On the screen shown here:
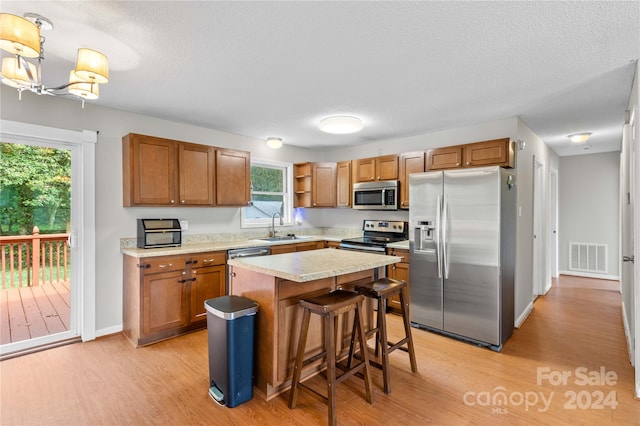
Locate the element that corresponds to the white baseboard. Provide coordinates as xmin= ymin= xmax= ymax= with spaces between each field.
xmin=515 ymin=301 xmax=534 ymax=328
xmin=559 ymin=270 xmax=620 ymax=281
xmin=95 ymin=324 xmax=123 ymax=338
xmin=621 ymin=301 xmax=635 ymax=366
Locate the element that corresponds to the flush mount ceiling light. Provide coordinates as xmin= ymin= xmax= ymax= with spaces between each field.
xmin=266 ymin=137 xmax=283 ymax=149
xmin=318 ymin=115 xmax=364 ymax=134
xmin=568 ymin=132 xmax=592 ymax=143
xmin=0 ymin=12 xmax=109 ymax=106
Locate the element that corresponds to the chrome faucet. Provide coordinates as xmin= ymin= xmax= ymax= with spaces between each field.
xmin=271 ymin=212 xmax=283 ymax=237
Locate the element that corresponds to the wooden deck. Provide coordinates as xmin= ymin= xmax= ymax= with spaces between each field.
xmin=0 ymin=282 xmax=70 ymax=345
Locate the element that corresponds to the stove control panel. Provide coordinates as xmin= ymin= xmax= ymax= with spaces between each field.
xmin=362 ymin=220 xmax=407 ymax=234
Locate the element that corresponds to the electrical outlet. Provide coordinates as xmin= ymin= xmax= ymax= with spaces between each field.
xmin=179 ymin=219 xmax=188 ymax=231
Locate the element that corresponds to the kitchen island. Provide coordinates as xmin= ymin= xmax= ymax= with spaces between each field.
xmin=227 ymin=248 xmax=401 ymax=400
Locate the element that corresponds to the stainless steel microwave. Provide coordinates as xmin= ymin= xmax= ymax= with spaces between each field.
xmin=352 ymin=181 xmax=398 ymax=210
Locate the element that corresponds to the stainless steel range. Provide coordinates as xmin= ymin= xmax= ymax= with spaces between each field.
xmin=340 ymin=220 xmax=408 ymax=253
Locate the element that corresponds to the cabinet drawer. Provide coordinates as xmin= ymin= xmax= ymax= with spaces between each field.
xmin=139 ymin=256 xmax=186 ymax=274
xmin=190 ymin=251 xmax=226 ymax=267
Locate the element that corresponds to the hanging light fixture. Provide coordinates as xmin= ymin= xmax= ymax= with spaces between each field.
xmin=0 ymin=12 xmax=109 ymax=106
xmin=266 ymin=137 xmax=283 ymax=149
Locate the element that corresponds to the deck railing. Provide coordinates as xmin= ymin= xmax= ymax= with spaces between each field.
xmin=0 ymin=226 xmax=69 ymax=289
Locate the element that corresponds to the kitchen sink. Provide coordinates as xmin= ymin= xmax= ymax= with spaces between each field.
xmin=258 ymin=235 xmax=312 ymax=242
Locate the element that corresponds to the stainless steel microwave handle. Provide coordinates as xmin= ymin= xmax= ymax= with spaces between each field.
xmin=381 ymin=189 xmax=386 ymax=206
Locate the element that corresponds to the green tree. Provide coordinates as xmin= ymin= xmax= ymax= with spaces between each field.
xmin=0 ymin=143 xmax=71 ymax=235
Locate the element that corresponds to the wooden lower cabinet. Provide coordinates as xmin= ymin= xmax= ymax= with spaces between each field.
xmin=387 ymin=248 xmax=410 ymax=314
xmin=123 ymin=251 xmax=226 ymax=347
xmin=269 ymin=241 xmax=324 ymax=255
xmin=325 ymin=240 xmax=341 ymax=249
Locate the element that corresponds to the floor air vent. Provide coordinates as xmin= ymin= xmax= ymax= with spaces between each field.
xmin=569 ymin=242 xmax=607 ymax=273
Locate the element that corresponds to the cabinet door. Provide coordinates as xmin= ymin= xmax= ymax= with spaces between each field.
xmin=376 ymin=155 xmax=399 ymax=180
xmin=426 ymin=146 xmax=463 ymax=171
xmin=178 ymin=143 xmax=215 ymax=205
xmin=336 ymin=161 xmax=351 ymax=207
xmin=463 ymin=138 xmax=513 ymax=168
xmin=124 ymin=134 xmax=177 ymax=206
xmin=142 ymin=270 xmax=188 ymax=336
xmin=311 ymin=162 xmax=336 ymax=207
xmin=190 ymin=264 xmax=226 ymax=323
xmin=325 ymin=241 xmax=341 ymax=249
xmin=270 ymin=244 xmax=297 ymax=255
xmin=355 ymin=158 xmax=376 ymax=182
xmin=295 ymin=241 xmax=321 ymax=252
xmin=216 ymin=148 xmax=251 ymax=206
xmin=399 ymin=151 xmax=425 ymax=209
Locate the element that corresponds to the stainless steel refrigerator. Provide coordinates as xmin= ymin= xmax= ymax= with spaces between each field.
xmin=409 ymin=166 xmax=515 ymax=351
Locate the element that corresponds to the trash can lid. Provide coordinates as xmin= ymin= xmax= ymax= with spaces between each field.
xmin=205 ymin=295 xmax=259 ymax=319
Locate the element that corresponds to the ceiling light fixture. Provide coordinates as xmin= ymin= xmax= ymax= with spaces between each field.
xmin=0 ymin=12 xmax=109 ymax=107
xmin=266 ymin=137 xmax=283 ymax=149
xmin=568 ymin=132 xmax=592 ymax=143
xmin=318 ymin=115 xmax=364 ymax=134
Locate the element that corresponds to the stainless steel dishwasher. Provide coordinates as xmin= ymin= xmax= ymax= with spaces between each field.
xmin=227 ymin=246 xmax=270 ymax=293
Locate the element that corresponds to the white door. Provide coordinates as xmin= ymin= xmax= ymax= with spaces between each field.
xmin=549 ymin=170 xmax=559 ymax=279
xmin=533 ymin=157 xmax=546 ymax=296
xmin=0 ymin=121 xmax=96 ymax=358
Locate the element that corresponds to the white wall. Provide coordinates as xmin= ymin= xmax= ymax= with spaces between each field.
xmin=558 ymin=153 xmax=620 ymax=278
xmin=0 ymin=86 xmax=552 ymax=336
xmin=515 ymin=120 xmax=560 ymax=325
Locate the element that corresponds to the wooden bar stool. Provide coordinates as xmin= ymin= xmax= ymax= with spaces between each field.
xmin=289 ymin=290 xmax=374 ymax=426
xmin=353 ymin=277 xmax=417 ymax=394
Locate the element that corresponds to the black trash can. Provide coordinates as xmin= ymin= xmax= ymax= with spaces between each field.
xmin=205 ymin=295 xmax=258 ymax=408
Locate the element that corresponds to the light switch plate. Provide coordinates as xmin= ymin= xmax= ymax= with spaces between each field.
xmin=179 ymin=219 xmax=188 ymax=231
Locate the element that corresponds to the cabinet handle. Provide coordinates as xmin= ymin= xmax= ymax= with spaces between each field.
xmin=377 ymin=176 xmax=380 ymax=180
xmin=202 ymin=258 xmax=215 ymax=264
xmin=158 ymin=263 xmax=173 ymax=269
xmin=466 ymin=162 xmax=471 ymax=165
xmin=181 ymin=200 xmax=185 ymax=204
xmin=170 ymin=199 xmax=175 ymax=204
xmin=456 ymin=163 xmax=460 ymax=166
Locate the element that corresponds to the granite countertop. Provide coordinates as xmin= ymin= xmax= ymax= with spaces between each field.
xmin=387 ymin=240 xmax=409 ymax=250
xmin=121 ymin=235 xmax=339 ymax=258
xmin=227 ymin=248 xmax=401 ymax=282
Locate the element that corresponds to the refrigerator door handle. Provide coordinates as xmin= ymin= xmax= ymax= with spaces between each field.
xmin=435 ymin=195 xmax=443 ymax=278
xmin=442 ymin=195 xmax=450 ymax=279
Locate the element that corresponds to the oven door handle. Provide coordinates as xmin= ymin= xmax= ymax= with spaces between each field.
xmin=339 ymin=243 xmax=386 ymax=253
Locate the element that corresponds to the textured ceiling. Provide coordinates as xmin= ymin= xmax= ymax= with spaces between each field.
xmin=1 ymin=1 xmax=639 ymax=155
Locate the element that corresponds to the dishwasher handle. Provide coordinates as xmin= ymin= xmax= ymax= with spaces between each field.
xmin=228 ymin=247 xmax=270 ymax=259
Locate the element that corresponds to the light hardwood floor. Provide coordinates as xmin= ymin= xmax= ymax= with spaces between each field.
xmin=1 ymin=275 xmax=638 ymax=425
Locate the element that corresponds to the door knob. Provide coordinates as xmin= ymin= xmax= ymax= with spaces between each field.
xmin=622 ymin=255 xmax=634 ymax=263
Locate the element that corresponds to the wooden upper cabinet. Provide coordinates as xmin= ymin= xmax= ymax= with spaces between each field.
xmin=178 ymin=142 xmax=215 ymax=205
xmin=294 ymin=163 xmax=312 ymax=208
xmin=463 ymin=138 xmax=514 ymax=168
xmin=336 ymin=161 xmax=351 ymax=207
xmin=312 ymin=162 xmax=337 ymax=207
xmin=426 ymin=146 xmax=463 ymax=171
xmin=215 ymin=148 xmax=251 ymax=206
xmin=123 ymin=133 xmax=178 ymax=206
xmin=294 ymin=162 xmax=336 ymax=208
xmin=399 ymin=151 xmax=425 ymax=209
xmin=355 ymin=155 xmax=398 ymax=182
